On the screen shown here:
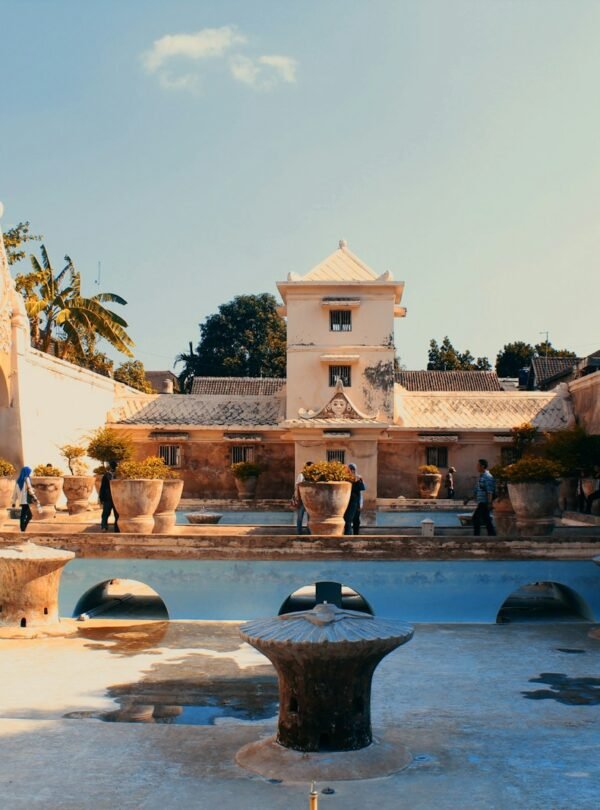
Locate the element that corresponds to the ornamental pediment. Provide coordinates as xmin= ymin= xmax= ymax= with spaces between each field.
xmin=298 ymin=379 xmax=377 ymax=421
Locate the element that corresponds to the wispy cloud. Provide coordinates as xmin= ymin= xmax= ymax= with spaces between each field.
xmin=141 ymin=26 xmax=297 ymax=93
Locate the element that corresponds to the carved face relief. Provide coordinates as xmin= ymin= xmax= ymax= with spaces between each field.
xmin=329 ymin=396 xmax=348 ymax=417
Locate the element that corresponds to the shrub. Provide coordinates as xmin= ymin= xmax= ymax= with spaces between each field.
xmin=231 ymin=461 xmax=263 ymax=480
xmin=93 ymin=465 xmax=106 ymax=475
xmin=115 ymin=457 xmax=169 ymax=480
xmin=0 ymin=459 xmax=16 ymax=477
xmin=503 ymin=457 xmax=561 ymax=484
xmin=87 ymin=427 xmax=134 ymax=464
xmin=301 ymin=461 xmax=353 ymax=483
xmin=510 ymin=422 xmax=539 ymax=459
xmin=33 ymin=464 xmax=64 ymax=477
xmin=418 ymin=464 xmax=440 ymax=475
xmin=538 ymin=427 xmax=600 ymax=476
xmin=59 ymin=444 xmax=88 ymax=475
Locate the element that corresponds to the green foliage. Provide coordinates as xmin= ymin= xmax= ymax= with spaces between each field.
xmin=231 ymin=461 xmax=263 ymax=480
xmin=301 ymin=461 xmax=353 ymax=482
xmin=87 ymin=427 xmax=134 ymax=463
xmin=59 ymin=444 xmax=87 ymax=475
xmin=176 ymin=293 xmax=286 ymax=391
xmin=114 ymin=360 xmax=153 ymax=393
xmin=15 ymin=245 xmax=134 ymax=365
xmin=33 ymin=464 xmax=64 ymax=477
xmin=77 ymin=350 xmax=114 ymax=378
xmin=503 ymin=457 xmax=561 ymax=484
xmin=427 ymin=336 xmax=490 ymax=371
xmin=495 ymin=341 xmax=535 ymax=377
xmin=116 ymin=457 xmax=169 ymax=480
xmin=2 ymin=221 xmax=42 ymax=265
xmin=538 ymin=427 xmax=600 ymax=476
xmin=418 ymin=464 xmax=440 ymax=475
xmin=534 ymin=341 xmax=576 ymax=359
xmin=510 ymin=422 xmax=539 ymax=459
xmin=0 ymin=459 xmax=16 ymax=477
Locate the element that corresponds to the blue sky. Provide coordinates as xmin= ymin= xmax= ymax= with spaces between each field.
xmin=1 ymin=0 xmax=599 ymax=372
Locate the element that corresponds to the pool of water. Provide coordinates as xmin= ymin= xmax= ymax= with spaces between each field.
xmin=175 ymin=510 xmax=463 ymax=527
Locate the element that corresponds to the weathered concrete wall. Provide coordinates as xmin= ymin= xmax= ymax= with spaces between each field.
xmin=570 ymin=373 xmax=600 ymax=434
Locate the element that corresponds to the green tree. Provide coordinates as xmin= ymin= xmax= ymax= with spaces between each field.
xmin=176 ymin=293 xmax=286 ymax=391
xmin=495 ymin=341 xmax=535 ymax=377
xmin=534 ymin=340 xmax=576 ymax=360
xmin=427 ymin=336 xmax=490 ymax=371
xmin=114 ymin=360 xmax=153 ymax=393
xmin=15 ymin=244 xmax=134 ymax=361
xmin=2 ymin=221 xmax=42 ymax=265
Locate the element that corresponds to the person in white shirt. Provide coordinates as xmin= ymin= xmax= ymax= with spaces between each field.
xmin=12 ymin=466 xmax=38 ymax=532
xmin=294 ymin=461 xmax=313 ymax=534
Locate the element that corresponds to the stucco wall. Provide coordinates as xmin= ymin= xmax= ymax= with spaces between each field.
xmin=569 ymin=374 xmax=600 ymax=434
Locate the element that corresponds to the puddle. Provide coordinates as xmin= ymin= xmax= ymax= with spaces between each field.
xmin=522 ymin=673 xmax=600 ymax=705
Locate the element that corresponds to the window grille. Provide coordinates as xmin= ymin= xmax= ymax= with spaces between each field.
xmin=159 ymin=445 xmax=181 ymax=468
xmin=426 ymin=447 xmax=448 ymax=468
xmin=330 ymin=310 xmax=352 ymax=332
xmin=501 ymin=447 xmax=519 ymax=466
xmin=329 ymin=365 xmax=351 ymax=387
xmin=231 ymin=445 xmax=256 ymax=464
xmin=327 ymin=449 xmax=346 ymax=464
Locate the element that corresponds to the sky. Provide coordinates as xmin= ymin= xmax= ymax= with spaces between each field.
xmin=1 ymin=0 xmax=599 ymax=372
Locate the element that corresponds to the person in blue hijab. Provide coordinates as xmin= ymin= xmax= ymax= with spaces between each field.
xmin=12 ymin=466 xmax=38 ymax=532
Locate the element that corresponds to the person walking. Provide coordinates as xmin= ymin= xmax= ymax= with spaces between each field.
xmin=445 ymin=466 xmax=456 ymax=499
xmin=99 ymin=460 xmax=120 ymax=533
xmin=294 ymin=461 xmax=313 ymax=535
xmin=465 ymin=459 xmax=496 ymax=536
xmin=12 ymin=466 xmax=38 ymax=532
xmin=344 ymin=463 xmax=366 ymax=536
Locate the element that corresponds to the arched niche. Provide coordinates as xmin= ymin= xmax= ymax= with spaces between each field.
xmin=496 ymin=581 xmax=594 ymax=624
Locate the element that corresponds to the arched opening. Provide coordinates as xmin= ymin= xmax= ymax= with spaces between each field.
xmin=72 ymin=578 xmax=169 ymax=620
xmin=496 ymin=581 xmax=594 ymax=624
xmin=278 ymin=581 xmax=374 ymax=616
xmin=20 ymin=618 xmax=26 ymax=628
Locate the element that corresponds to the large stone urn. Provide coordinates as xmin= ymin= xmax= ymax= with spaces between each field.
xmin=110 ymin=479 xmax=163 ymax=534
xmin=493 ymin=495 xmax=516 ymax=535
xmin=153 ymin=478 xmax=184 ymax=534
xmin=31 ymin=476 xmax=64 ymax=520
xmin=63 ymin=475 xmax=95 ymax=514
xmin=417 ymin=473 xmax=442 ymax=499
xmin=558 ymin=477 xmax=578 ymax=512
xmin=0 ymin=477 xmax=14 ymax=520
xmin=234 ymin=476 xmax=258 ymax=499
xmin=508 ymin=481 xmax=559 ymax=535
xmin=298 ymin=482 xmax=351 ymax=536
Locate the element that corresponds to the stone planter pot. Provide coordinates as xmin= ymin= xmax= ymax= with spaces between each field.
xmin=94 ymin=474 xmax=103 ymax=495
xmin=31 ymin=476 xmax=64 ymax=520
xmin=493 ymin=495 xmax=516 ymax=536
xmin=0 ymin=478 xmax=14 ymax=518
xmin=110 ymin=479 xmax=163 ymax=534
xmin=153 ymin=479 xmax=184 ymax=534
xmin=558 ymin=477 xmax=578 ymax=512
xmin=63 ymin=475 xmax=95 ymax=514
xmin=507 ymin=481 xmax=559 ymax=535
xmin=417 ymin=473 xmax=442 ymax=499
xmin=298 ymin=481 xmax=351 ymax=536
xmin=186 ymin=512 xmax=223 ymax=525
xmin=234 ymin=476 xmax=258 ymax=499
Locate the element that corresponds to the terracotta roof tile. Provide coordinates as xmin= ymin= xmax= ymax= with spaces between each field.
xmin=109 ymin=394 xmax=284 ymax=427
xmin=190 ymin=377 xmax=286 ymax=396
xmin=395 ymin=370 xmax=502 ymax=392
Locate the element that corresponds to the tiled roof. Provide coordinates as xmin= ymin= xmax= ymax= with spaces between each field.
xmin=109 ymin=394 xmax=284 ymax=427
xmin=395 ymin=370 xmax=503 ymax=392
xmin=302 ymin=243 xmax=380 ymax=282
xmin=530 ymin=357 xmax=577 ymax=385
xmin=190 ymin=377 xmax=286 ymax=396
xmin=394 ymin=391 xmax=573 ymax=430
xmin=145 ymin=370 xmax=179 ymax=393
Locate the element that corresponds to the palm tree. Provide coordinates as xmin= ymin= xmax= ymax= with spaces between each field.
xmin=16 ymin=245 xmax=134 ymax=360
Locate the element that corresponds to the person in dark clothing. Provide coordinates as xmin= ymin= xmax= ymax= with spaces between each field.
xmin=12 ymin=466 xmax=38 ymax=532
xmin=445 ymin=466 xmax=456 ymax=499
xmin=99 ymin=460 xmax=120 ymax=532
xmin=344 ymin=463 xmax=366 ymax=535
xmin=465 ymin=459 xmax=496 ymax=536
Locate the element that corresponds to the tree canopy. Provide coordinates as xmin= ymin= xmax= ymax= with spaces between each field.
xmin=495 ymin=340 xmax=576 ymax=376
xmin=2 ymin=221 xmax=42 ymax=265
xmin=427 ymin=336 xmax=491 ymax=371
xmin=114 ymin=360 xmax=153 ymax=393
xmin=176 ymin=293 xmax=286 ymax=391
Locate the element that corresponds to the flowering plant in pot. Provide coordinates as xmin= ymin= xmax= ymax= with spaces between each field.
xmin=31 ymin=464 xmax=65 ymax=519
xmin=231 ymin=461 xmax=263 ymax=499
xmin=87 ymin=427 xmax=134 ymax=495
xmin=59 ymin=444 xmax=95 ymax=514
xmin=417 ymin=464 xmax=442 ymax=499
xmin=0 ymin=459 xmax=16 ymax=510
xmin=504 ymin=457 xmax=561 ymax=532
xmin=298 ymin=461 xmax=353 ymax=536
xmin=110 ymin=457 xmax=167 ymax=534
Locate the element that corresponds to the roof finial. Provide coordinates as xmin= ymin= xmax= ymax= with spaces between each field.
xmin=338 ymin=238 xmax=347 ymax=249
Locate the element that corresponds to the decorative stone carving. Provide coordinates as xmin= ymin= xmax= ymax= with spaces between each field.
xmin=299 ymin=379 xmax=377 ymax=421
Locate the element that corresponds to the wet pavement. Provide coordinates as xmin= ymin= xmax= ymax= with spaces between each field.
xmin=0 ymin=619 xmax=598 ymax=808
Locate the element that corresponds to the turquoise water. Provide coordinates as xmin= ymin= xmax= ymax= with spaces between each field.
xmin=176 ymin=510 xmax=463 ymax=527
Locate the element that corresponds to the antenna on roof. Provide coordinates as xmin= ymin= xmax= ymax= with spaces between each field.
xmin=539 ymin=331 xmax=549 ymax=360
xmin=95 ymin=261 xmax=101 ymax=286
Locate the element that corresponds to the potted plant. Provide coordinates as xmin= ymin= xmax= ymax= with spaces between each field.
xmin=231 ymin=461 xmax=263 ymax=499
xmin=147 ymin=457 xmax=184 ymax=534
xmin=59 ymin=444 xmax=95 ymax=514
xmin=31 ymin=463 xmax=64 ymax=519
xmin=298 ymin=461 xmax=353 ymax=536
xmin=504 ymin=457 xmax=562 ymax=534
xmin=109 ymin=457 xmax=166 ymax=533
xmin=489 ymin=464 xmax=515 ymax=535
xmin=537 ymin=427 xmax=599 ymax=511
xmin=0 ymin=459 xmax=16 ymax=518
xmin=417 ymin=464 xmax=442 ymax=499
xmin=87 ymin=427 xmax=134 ymax=493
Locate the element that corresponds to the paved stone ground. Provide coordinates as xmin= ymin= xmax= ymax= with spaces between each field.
xmin=0 ymin=619 xmax=598 ymax=809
